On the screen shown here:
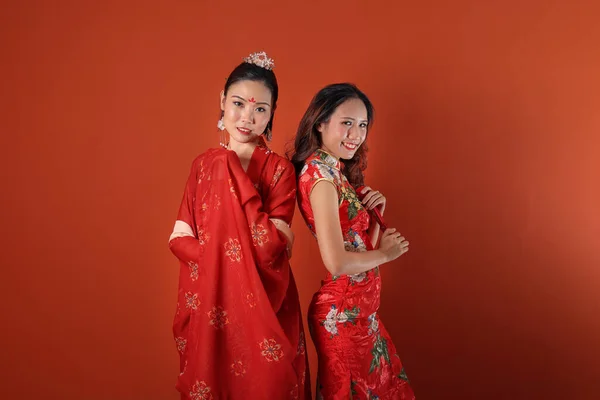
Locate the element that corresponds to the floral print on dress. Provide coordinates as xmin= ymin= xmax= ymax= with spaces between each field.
xmin=245 ymin=292 xmax=257 ymax=308
xmin=290 ymin=384 xmax=300 ymax=400
xmin=339 ymin=185 xmax=363 ymax=220
xmin=369 ymin=333 xmax=392 ymax=374
xmin=213 ymin=194 xmax=221 ymax=211
xmin=338 ymin=306 xmax=360 ymax=326
xmin=349 ymin=272 xmax=367 ymax=284
xmin=250 ymin=223 xmax=269 ymax=247
xmin=323 ymin=305 xmax=339 ymax=336
xmin=297 ymin=331 xmax=306 ymax=356
xmin=346 ymin=230 xmax=368 ymax=252
xmin=197 ymin=160 xmax=206 ymax=183
xmin=228 ymin=178 xmax=237 ymax=199
xmin=224 ymin=238 xmax=242 ymax=262
xmin=231 ymin=360 xmax=246 ymax=376
xmin=322 ymin=305 xmax=361 ymax=337
xmin=196 ymin=225 xmax=210 ymax=246
xmin=259 ymin=338 xmax=284 ymax=362
xmin=367 ymin=312 xmax=380 ymax=336
xmin=189 ymin=380 xmax=213 ymax=400
xmin=271 ymin=164 xmax=285 ymax=188
xmin=185 ymin=292 xmax=200 ymax=310
xmin=188 ymin=261 xmax=199 ymax=281
xmin=398 ymin=366 xmax=410 ymax=383
xmin=175 ymin=336 xmax=186 ymax=353
xmin=207 ymin=306 xmax=230 ymax=329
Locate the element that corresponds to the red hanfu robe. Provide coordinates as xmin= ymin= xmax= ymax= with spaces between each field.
xmin=169 ymin=144 xmax=310 ymax=399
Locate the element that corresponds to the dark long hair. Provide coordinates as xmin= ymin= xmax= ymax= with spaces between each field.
xmin=223 ymin=62 xmax=279 ymax=140
xmin=288 ymin=83 xmax=374 ymax=186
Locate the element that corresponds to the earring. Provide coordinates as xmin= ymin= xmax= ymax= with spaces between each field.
xmin=219 ymin=127 xmax=229 ymax=149
xmin=218 ymin=111 xmax=228 ymax=149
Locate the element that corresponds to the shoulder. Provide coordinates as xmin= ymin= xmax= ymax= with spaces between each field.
xmin=300 ymin=158 xmax=338 ymax=182
xmin=262 ymin=150 xmax=296 ymax=190
xmin=298 ymin=159 xmax=342 ymax=201
xmin=267 ymin=150 xmax=294 ymax=172
xmin=190 ymin=147 xmax=227 ymax=169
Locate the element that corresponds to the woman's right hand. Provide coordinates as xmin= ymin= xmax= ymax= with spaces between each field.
xmin=270 ymin=218 xmax=294 ymax=258
xmin=379 ymin=228 xmax=409 ymax=262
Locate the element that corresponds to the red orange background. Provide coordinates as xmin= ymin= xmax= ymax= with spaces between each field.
xmin=2 ymin=1 xmax=599 ymax=398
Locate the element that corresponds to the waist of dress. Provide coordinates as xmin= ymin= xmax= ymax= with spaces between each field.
xmin=309 ymin=274 xmax=381 ymax=319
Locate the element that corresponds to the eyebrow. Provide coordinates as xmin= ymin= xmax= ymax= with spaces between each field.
xmin=341 ymin=116 xmax=368 ymax=122
xmin=232 ymin=95 xmax=271 ymax=107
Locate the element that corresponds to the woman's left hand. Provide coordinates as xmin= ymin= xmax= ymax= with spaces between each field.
xmin=359 ymin=186 xmax=386 ymax=213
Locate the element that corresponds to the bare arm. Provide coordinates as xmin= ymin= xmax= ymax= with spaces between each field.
xmin=368 ymin=214 xmax=382 ymax=248
xmin=311 ymin=181 xmax=402 ymax=276
xmin=362 ymin=186 xmax=386 ymax=247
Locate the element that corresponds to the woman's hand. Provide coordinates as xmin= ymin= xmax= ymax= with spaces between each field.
xmin=378 ymin=228 xmax=409 ymax=261
xmin=359 ymin=186 xmax=386 ymax=213
xmin=270 ymin=218 xmax=294 ymax=258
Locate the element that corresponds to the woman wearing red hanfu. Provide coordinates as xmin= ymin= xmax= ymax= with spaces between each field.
xmin=290 ymin=83 xmax=415 ymax=399
xmin=168 ymin=52 xmax=310 ymax=399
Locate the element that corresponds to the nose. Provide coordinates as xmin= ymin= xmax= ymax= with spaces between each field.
xmin=347 ymin=125 xmax=361 ymax=140
xmin=241 ymin=106 xmax=254 ymax=124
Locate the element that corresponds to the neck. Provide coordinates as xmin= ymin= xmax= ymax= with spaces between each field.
xmin=228 ymin=138 xmax=260 ymax=172
xmin=319 ymin=146 xmax=339 ymax=160
xmin=228 ymin=138 xmax=258 ymax=158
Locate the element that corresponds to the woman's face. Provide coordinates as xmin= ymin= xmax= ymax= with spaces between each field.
xmin=318 ymin=98 xmax=368 ymax=160
xmin=220 ymin=80 xmax=272 ymax=146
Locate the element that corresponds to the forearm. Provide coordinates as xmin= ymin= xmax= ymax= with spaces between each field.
xmin=322 ymin=247 xmax=389 ymax=276
xmin=367 ymin=205 xmax=385 ymax=246
xmin=368 ymin=222 xmax=381 ymax=248
xmin=169 ymin=236 xmax=203 ymax=263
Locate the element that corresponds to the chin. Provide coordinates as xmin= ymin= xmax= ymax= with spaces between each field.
xmin=229 ymin=132 xmax=258 ymax=143
xmin=340 ymin=151 xmax=357 ymax=160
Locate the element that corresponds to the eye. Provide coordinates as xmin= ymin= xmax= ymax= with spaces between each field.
xmin=359 ymin=122 xmax=368 ymax=128
xmin=233 ymin=101 xmax=243 ymax=107
xmin=256 ymin=107 xmax=266 ymax=113
xmin=342 ymin=121 xmax=352 ymax=126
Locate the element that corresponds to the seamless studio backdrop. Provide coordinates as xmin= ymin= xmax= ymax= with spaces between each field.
xmin=1 ymin=1 xmax=599 ymax=399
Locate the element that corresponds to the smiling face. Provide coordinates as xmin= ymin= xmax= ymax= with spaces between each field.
xmin=317 ymin=97 xmax=369 ymax=160
xmin=220 ymin=80 xmax=273 ymax=146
